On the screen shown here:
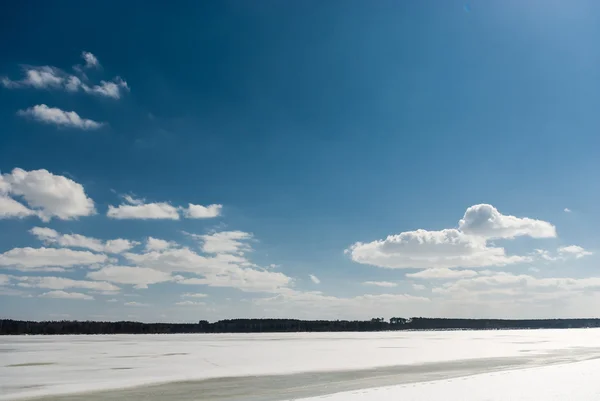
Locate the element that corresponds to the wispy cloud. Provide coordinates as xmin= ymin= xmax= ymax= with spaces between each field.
xmin=309 ymin=274 xmax=320 ymax=284
xmin=17 ymin=104 xmax=104 ymax=130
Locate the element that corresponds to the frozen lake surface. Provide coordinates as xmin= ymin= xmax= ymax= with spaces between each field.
xmin=2 ymin=329 xmax=600 ymax=400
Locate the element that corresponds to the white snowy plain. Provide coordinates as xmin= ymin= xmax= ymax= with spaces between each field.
xmin=1 ymin=329 xmax=600 ymax=400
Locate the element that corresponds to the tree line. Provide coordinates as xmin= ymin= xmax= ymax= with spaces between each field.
xmin=2 ymin=317 xmax=600 ymax=335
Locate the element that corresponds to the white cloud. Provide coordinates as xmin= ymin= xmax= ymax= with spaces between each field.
xmin=412 ymin=284 xmax=426 ymax=291
xmin=2 ymin=58 xmax=128 ymax=99
xmin=177 ymin=267 xmax=291 ymax=293
xmin=87 ymin=265 xmax=174 ymax=289
xmin=432 ymin=272 xmax=600 ymax=301
xmin=0 ymin=196 xmax=35 ymax=219
xmin=39 ymin=290 xmax=93 ymax=300
xmin=30 ymin=227 xmax=138 ymax=253
xmin=254 ymin=289 xmax=430 ymax=319
xmin=309 ymin=274 xmax=320 ymax=284
xmin=2 ymin=66 xmax=64 ymax=89
xmin=145 ymin=237 xmax=176 ymax=252
xmin=407 ymin=268 xmax=479 ymax=280
xmin=0 ymin=247 xmax=107 ymax=271
xmin=2 ymin=168 xmax=95 ymax=221
xmin=124 ymin=301 xmax=149 ymax=307
xmin=81 ymin=51 xmax=100 ymax=69
xmin=107 ymin=202 xmax=180 ymax=220
xmin=82 ymin=77 xmax=129 ymax=99
xmin=181 ymin=293 xmax=208 ymax=298
xmin=363 ymin=281 xmax=398 ymax=287
xmin=183 ymin=203 xmax=222 ymax=219
xmin=348 ymin=229 xmax=526 ymax=269
xmin=175 ymin=301 xmax=206 ymax=306
xmin=14 ymin=276 xmax=119 ymax=292
xmin=196 ymin=231 xmax=252 ymax=254
xmin=107 ymin=298 xmax=118 ymax=303
xmin=558 ymin=245 xmax=593 ymax=259
xmin=458 ymin=204 xmax=556 ymax=239
xmin=17 ymin=104 xmax=104 ymax=130
xmin=564 ymin=208 xmax=572 ymax=213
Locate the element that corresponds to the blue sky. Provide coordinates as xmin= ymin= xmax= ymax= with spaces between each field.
xmin=1 ymin=0 xmax=599 ymax=322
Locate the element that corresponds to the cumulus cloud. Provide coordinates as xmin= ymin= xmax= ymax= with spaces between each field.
xmin=407 ymin=268 xmax=479 ymax=280
xmin=107 ymin=202 xmax=180 ymax=220
xmin=124 ymin=301 xmax=149 ymax=307
xmin=1 ymin=168 xmax=95 ymax=221
xmin=107 ymin=197 xmax=222 ymax=220
xmin=145 ymin=237 xmax=177 ymax=252
xmin=175 ymin=300 xmax=206 ymax=306
xmin=458 ymin=204 xmax=556 ymax=239
xmin=87 ymin=265 xmax=174 ymax=289
xmin=196 ymin=231 xmax=252 ymax=254
xmin=39 ymin=290 xmax=93 ymax=300
xmin=81 ymin=51 xmax=100 ymax=69
xmin=349 ymin=229 xmax=526 ymax=269
xmin=2 ymin=56 xmax=128 ymax=99
xmin=0 ymin=247 xmax=107 ymax=271
xmin=309 ymin=274 xmax=320 ymax=284
xmin=14 ymin=276 xmax=119 ymax=292
xmin=564 ymin=208 xmax=572 ymax=213
xmin=363 ymin=281 xmax=398 ymax=287
xmin=82 ymin=77 xmax=129 ymax=99
xmin=183 ymin=203 xmax=222 ymax=219
xmin=30 ymin=227 xmax=138 ymax=253
xmin=558 ymin=245 xmax=593 ymax=259
xmin=348 ymin=204 xmax=555 ymax=270
xmin=2 ymin=66 xmax=65 ymax=89
xmin=0 ymin=196 xmax=35 ymax=219
xmin=17 ymin=105 xmax=104 ymax=130
xmin=181 ymin=293 xmax=208 ymax=298
xmin=412 ymin=284 xmax=426 ymax=291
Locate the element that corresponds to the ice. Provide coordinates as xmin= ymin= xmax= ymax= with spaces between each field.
xmin=296 ymin=358 xmax=600 ymax=400
xmin=2 ymin=329 xmax=600 ymax=400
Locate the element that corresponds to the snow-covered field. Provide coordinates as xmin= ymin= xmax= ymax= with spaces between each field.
xmin=1 ymin=329 xmax=600 ymax=400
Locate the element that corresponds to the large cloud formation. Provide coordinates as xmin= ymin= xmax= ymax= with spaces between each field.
xmin=347 ymin=204 xmax=555 ymax=269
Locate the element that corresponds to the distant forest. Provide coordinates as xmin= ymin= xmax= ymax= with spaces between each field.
xmin=2 ymin=317 xmax=600 ymax=335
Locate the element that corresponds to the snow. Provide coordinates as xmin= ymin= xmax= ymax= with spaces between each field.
xmin=1 ymin=329 xmax=600 ymax=400
xmin=296 ymin=358 xmax=600 ymax=400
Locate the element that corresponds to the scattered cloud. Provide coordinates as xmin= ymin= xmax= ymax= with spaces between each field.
xmin=194 ymin=231 xmax=253 ymax=254
xmin=107 ymin=202 xmax=180 ymax=220
xmin=558 ymin=245 xmax=593 ymax=259
xmin=181 ymin=293 xmax=208 ymax=298
xmin=363 ymin=281 xmax=398 ymax=287
xmin=81 ymin=51 xmax=100 ymax=69
xmin=2 ymin=53 xmax=128 ymax=99
xmin=183 ymin=203 xmax=222 ymax=219
xmin=175 ymin=301 xmax=206 ymax=306
xmin=412 ymin=284 xmax=426 ymax=291
xmin=458 ymin=204 xmax=556 ymax=239
xmin=82 ymin=78 xmax=129 ymax=99
xmin=2 ymin=66 xmax=65 ymax=89
xmin=309 ymin=274 xmax=320 ymax=284
xmin=0 ymin=247 xmax=107 ymax=271
xmin=1 ymin=168 xmax=95 ymax=221
xmin=564 ymin=208 xmax=572 ymax=213
xmin=407 ymin=268 xmax=479 ymax=280
xmin=124 ymin=301 xmax=149 ymax=307
xmin=145 ymin=237 xmax=177 ymax=252
xmin=14 ymin=276 xmax=119 ymax=292
xmin=30 ymin=227 xmax=139 ymax=253
xmin=17 ymin=104 xmax=104 ymax=129
xmin=39 ymin=290 xmax=93 ymax=300
xmin=87 ymin=265 xmax=174 ymax=289
xmin=107 ymin=298 xmax=118 ymax=303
